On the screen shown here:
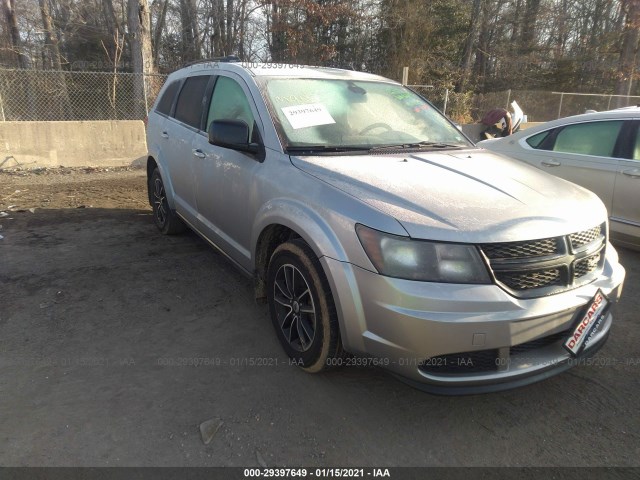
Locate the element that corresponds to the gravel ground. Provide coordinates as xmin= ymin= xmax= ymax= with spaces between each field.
xmin=0 ymin=166 xmax=149 ymax=211
xmin=0 ymin=167 xmax=639 ymax=467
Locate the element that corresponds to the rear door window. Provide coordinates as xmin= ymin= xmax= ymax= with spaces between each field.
xmin=174 ymin=75 xmax=210 ymax=129
xmin=551 ymin=121 xmax=623 ymax=157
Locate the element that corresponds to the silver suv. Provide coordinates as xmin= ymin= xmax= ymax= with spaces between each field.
xmin=146 ymin=59 xmax=625 ymax=394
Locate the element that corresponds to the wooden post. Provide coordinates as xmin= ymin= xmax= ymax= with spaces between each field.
xmin=443 ymin=89 xmax=449 ymax=116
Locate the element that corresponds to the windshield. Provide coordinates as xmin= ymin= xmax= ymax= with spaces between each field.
xmin=258 ymin=78 xmax=471 ymax=151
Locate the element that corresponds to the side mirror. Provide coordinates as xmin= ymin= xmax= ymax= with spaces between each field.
xmin=208 ymin=119 xmax=260 ymax=155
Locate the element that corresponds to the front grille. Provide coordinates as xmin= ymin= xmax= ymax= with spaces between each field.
xmin=482 ymin=237 xmax=559 ymax=259
xmin=499 ymin=268 xmax=563 ymax=291
xmin=569 ymin=225 xmax=602 ymax=250
xmin=510 ymin=330 xmax=570 ymax=356
xmin=480 ymin=224 xmax=606 ymax=298
xmin=419 ymin=349 xmax=499 ymax=375
xmin=574 ymin=251 xmax=602 ymax=278
xmin=419 ymin=330 xmax=570 ymax=377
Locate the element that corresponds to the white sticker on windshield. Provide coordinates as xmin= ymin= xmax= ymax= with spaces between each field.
xmin=281 ymin=103 xmax=336 ymax=130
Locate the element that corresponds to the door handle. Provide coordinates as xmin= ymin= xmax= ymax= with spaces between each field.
xmin=192 ymin=149 xmax=206 ymax=158
xmin=541 ymin=159 xmax=561 ymax=167
xmin=622 ymin=169 xmax=640 ymax=178
xmin=160 ymin=131 xmax=169 ymax=138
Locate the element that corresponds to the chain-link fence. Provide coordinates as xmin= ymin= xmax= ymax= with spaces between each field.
xmin=3 ymin=68 xmax=639 ymax=124
xmin=408 ymin=87 xmax=473 ymax=124
xmin=469 ymin=90 xmax=625 ymax=123
xmin=0 ymin=69 xmax=167 ymax=121
xmin=415 ymin=88 xmax=640 ymax=124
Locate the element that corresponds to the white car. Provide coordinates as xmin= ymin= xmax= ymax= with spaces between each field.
xmin=479 ymin=108 xmax=640 ymax=249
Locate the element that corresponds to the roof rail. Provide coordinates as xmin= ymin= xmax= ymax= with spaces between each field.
xmin=182 ymin=55 xmax=242 ymax=68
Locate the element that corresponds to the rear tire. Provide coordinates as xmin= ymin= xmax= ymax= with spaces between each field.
xmin=267 ymin=239 xmax=345 ymax=372
xmin=149 ymin=168 xmax=186 ymax=235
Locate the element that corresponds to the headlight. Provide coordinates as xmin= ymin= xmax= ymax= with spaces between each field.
xmin=356 ymin=224 xmax=491 ymax=284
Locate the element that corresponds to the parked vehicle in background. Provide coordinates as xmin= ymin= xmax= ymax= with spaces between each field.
xmin=479 ymin=108 xmax=640 ymax=250
xmin=479 ymin=100 xmax=524 ymax=140
xmin=145 ymin=58 xmax=625 ymax=394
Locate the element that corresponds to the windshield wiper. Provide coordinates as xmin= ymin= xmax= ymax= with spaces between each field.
xmin=286 ymin=145 xmax=368 ymax=154
xmin=368 ymin=141 xmax=464 ymax=152
xmin=286 ymin=142 xmax=465 ymax=154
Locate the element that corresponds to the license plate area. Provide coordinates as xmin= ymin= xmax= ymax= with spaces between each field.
xmin=563 ymin=289 xmax=610 ymax=356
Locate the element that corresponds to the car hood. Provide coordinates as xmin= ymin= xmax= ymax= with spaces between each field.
xmin=290 ymin=149 xmax=608 ymax=243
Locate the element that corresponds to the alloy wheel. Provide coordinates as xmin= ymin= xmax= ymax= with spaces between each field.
xmin=153 ymin=177 xmax=168 ymax=227
xmin=272 ymin=263 xmax=317 ymax=352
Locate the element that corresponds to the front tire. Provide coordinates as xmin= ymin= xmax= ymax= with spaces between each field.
xmin=267 ymin=239 xmax=344 ymax=372
xmin=149 ymin=168 xmax=186 ymax=235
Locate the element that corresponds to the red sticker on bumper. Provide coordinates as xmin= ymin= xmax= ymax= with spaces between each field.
xmin=564 ymin=290 xmax=610 ymax=356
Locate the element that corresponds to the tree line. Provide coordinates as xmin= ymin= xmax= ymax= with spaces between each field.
xmin=2 ymin=0 xmax=640 ymax=98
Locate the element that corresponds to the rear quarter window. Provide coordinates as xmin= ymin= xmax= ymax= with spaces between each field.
xmin=525 ymin=130 xmax=550 ymax=148
xmin=155 ymin=80 xmax=180 ymax=116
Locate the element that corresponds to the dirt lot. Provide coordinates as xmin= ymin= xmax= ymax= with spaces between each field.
xmin=1 ymin=167 xmax=639 ymax=467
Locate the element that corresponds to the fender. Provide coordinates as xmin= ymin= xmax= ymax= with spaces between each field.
xmin=250 ymin=196 xmax=405 ymax=354
xmin=251 ymin=197 xmax=348 ymax=265
xmin=251 ymin=197 xmax=361 ymax=352
xmin=250 ymin=155 xmax=410 ymax=271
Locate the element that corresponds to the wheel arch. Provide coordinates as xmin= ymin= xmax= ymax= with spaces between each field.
xmin=146 ymin=156 xmax=157 ymax=206
xmin=146 ymin=155 xmax=177 ymax=210
xmin=252 ymin=200 xmax=348 ymax=303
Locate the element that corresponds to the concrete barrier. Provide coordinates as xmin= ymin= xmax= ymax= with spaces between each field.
xmin=0 ymin=120 xmax=147 ymax=170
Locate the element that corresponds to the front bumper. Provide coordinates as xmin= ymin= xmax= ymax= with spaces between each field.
xmin=321 ymin=246 xmax=626 ymax=394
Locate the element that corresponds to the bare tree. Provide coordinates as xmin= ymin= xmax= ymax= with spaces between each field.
xmin=6 ymin=0 xmax=640 ymax=123
xmin=152 ymin=0 xmax=169 ymax=65
xmin=39 ymin=0 xmax=63 ymax=69
xmin=128 ymin=0 xmax=154 ymax=117
xmin=38 ymin=0 xmax=72 ymax=119
xmin=102 ymin=0 xmax=120 ymax=33
xmin=226 ymin=0 xmax=234 ymax=54
xmin=3 ymin=0 xmax=29 ymax=68
xmin=180 ymin=0 xmax=201 ymax=61
xmin=616 ymin=0 xmax=640 ymax=102
xmin=101 ymin=29 xmax=125 ymax=115
xmin=101 ymin=0 xmax=121 ymax=60
xmin=457 ymin=0 xmax=483 ymax=92
xmin=268 ymin=0 xmax=287 ymax=61
xmin=519 ymin=0 xmax=542 ymax=54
